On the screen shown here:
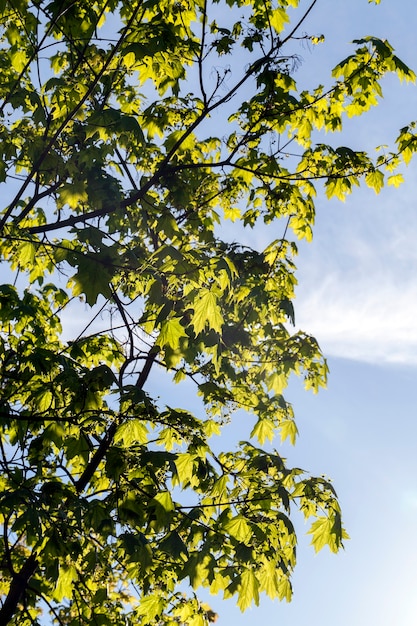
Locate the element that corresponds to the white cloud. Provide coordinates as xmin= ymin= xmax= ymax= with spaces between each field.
xmin=296 ymin=270 xmax=417 ymax=365
xmin=218 ymin=174 xmax=417 ymax=367
xmin=294 ymin=176 xmax=417 ymax=366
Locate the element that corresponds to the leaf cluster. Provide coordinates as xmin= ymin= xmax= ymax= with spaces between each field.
xmin=0 ymin=0 xmax=414 ymax=623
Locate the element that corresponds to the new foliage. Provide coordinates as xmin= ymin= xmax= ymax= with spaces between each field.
xmin=0 ymin=0 xmax=415 ymax=624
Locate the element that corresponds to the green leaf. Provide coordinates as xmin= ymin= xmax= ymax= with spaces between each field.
xmin=18 ymin=241 xmax=36 ymax=266
xmin=191 ymin=289 xmax=224 ymax=335
xmin=387 ymin=173 xmax=404 ymax=187
xmin=266 ymin=371 xmax=287 ymax=394
xmin=223 ymin=206 xmax=241 ymax=221
xmin=156 ymin=317 xmax=187 ymax=350
xmin=34 ymin=389 xmax=53 ymax=412
xmin=11 ymin=50 xmax=27 ymax=72
xmin=250 ymin=418 xmax=275 ymax=444
xmin=174 ymin=453 xmax=195 ymax=485
xmin=153 ymin=491 xmax=175 ymax=512
xmin=114 ymin=419 xmax=148 ymax=446
xmin=365 ymin=169 xmax=384 ymax=193
xmin=136 ymin=594 xmax=165 ymax=620
xmin=69 ymin=257 xmax=113 ymax=305
xmin=54 ymin=565 xmax=77 ymax=602
xmin=280 ymin=420 xmax=298 ymax=445
xmin=237 ymin=568 xmax=260 ymax=611
xmin=325 ymin=176 xmax=352 ymax=200
xmin=269 ymin=8 xmax=290 ymax=34
xmin=308 ymin=513 xmax=349 ymax=553
xmin=159 ymin=531 xmax=189 ymax=560
xmin=257 ymin=559 xmax=278 ymax=599
xmin=224 ymin=516 xmax=252 ymax=543
xmin=277 ymin=576 xmax=292 ymax=602
xmin=59 ymin=182 xmax=88 ymax=208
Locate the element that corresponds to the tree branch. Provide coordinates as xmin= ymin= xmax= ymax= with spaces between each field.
xmin=25 ymin=25 xmax=285 ymax=236
xmin=74 ymin=346 xmax=158 ymax=494
xmin=0 ymin=553 xmax=38 ymax=624
xmin=0 ymin=1 xmax=144 ymax=233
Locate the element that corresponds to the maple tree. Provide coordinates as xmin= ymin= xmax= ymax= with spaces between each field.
xmin=0 ymin=0 xmax=416 ymax=624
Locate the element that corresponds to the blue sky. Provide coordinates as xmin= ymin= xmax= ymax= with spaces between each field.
xmin=185 ymin=1 xmax=417 ymax=624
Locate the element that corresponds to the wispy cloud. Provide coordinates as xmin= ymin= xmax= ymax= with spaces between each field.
xmin=294 ymin=179 xmax=417 ymax=366
xmin=296 ymin=270 xmax=417 ymax=365
xmin=218 ymin=171 xmax=417 ymax=367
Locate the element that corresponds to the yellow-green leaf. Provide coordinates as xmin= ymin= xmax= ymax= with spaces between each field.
xmin=11 ymin=50 xmax=27 ymax=72
xmin=114 ymin=420 xmax=148 ymax=446
xmin=224 ymin=516 xmax=251 ymax=543
xmin=136 ymin=594 xmax=165 ymax=620
xmin=308 ymin=514 xmax=349 ymax=553
xmin=387 ymin=173 xmax=404 ymax=187
xmin=237 ymin=568 xmax=260 ymax=611
xmin=191 ymin=289 xmax=223 ymax=335
xmin=156 ymin=317 xmax=187 ymax=350
xmin=36 ymin=390 xmax=53 ymax=412
xmin=54 ymin=565 xmax=77 ymax=602
xmin=269 ymin=8 xmax=290 ymax=33
xmin=174 ymin=453 xmax=195 ymax=485
xmin=250 ymin=418 xmax=275 ymax=444
xmin=59 ymin=182 xmax=88 ymax=208
xmin=280 ymin=419 xmax=298 ymax=445
xmin=257 ymin=559 xmax=278 ymax=598
xmin=18 ymin=241 xmax=36 ymax=266
xmin=266 ymin=371 xmax=287 ymax=394
xmin=365 ymin=169 xmax=384 ymax=193
xmin=153 ymin=491 xmax=174 ymax=512
xmin=223 ymin=206 xmax=241 ymax=222
xmin=277 ymin=576 xmax=292 ymax=602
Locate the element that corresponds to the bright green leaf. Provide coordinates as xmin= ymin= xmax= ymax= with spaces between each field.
xmin=156 ymin=317 xmax=188 ymax=350
xmin=114 ymin=420 xmax=148 ymax=446
xmin=224 ymin=516 xmax=252 ymax=543
xmin=191 ymin=289 xmax=224 ymax=335
xmin=365 ymin=169 xmax=384 ymax=193
xmin=387 ymin=173 xmax=404 ymax=187
xmin=136 ymin=594 xmax=165 ymax=620
xmin=153 ymin=491 xmax=175 ymax=512
xmin=54 ymin=565 xmax=77 ymax=602
xmin=237 ymin=568 xmax=260 ymax=611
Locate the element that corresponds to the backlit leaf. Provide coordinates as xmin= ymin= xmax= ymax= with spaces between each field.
xmin=54 ymin=565 xmax=77 ymax=602
xmin=114 ymin=420 xmax=148 ymax=446
xmin=270 ymin=8 xmax=290 ymax=33
xmin=191 ymin=289 xmax=224 ymax=335
xmin=174 ymin=453 xmax=195 ymax=485
xmin=153 ymin=491 xmax=175 ymax=512
xmin=387 ymin=173 xmax=404 ymax=187
xmin=224 ymin=516 xmax=252 ymax=543
xmin=136 ymin=595 xmax=165 ymax=620
xmin=156 ymin=317 xmax=188 ymax=350
xmin=365 ymin=169 xmax=384 ymax=193
xmin=237 ymin=568 xmax=260 ymax=611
